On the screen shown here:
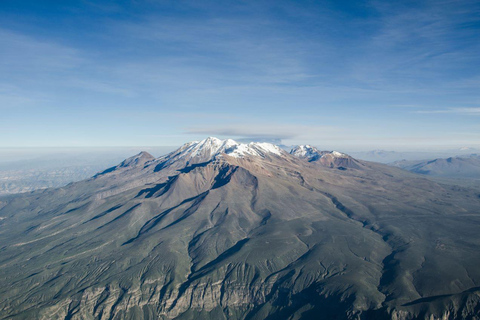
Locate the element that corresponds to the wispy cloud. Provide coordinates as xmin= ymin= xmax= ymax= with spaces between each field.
xmin=0 ymin=28 xmax=86 ymax=105
xmin=415 ymin=107 xmax=480 ymax=115
xmin=349 ymin=0 xmax=480 ymax=92
xmin=108 ymin=16 xmax=315 ymax=87
xmin=0 ymin=28 xmax=83 ymax=74
xmin=185 ymin=123 xmax=343 ymax=145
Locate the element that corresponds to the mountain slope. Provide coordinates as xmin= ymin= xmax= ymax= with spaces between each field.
xmin=392 ymin=154 xmax=480 ymax=179
xmin=0 ymin=138 xmax=480 ymax=319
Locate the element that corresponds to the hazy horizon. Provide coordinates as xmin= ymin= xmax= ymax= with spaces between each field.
xmin=0 ymin=140 xmax=478 ymax=154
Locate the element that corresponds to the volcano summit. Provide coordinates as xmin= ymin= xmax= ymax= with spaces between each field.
xmin=0 ymin=138 xmax=479 ymax=320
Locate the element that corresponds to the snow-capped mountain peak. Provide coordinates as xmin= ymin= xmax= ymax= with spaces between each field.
xmin=290 ymin=145 xmax=320 ymax=160
xmin=167 ymin=137 xmax=285 ymax=163
xmin=184 ymin=137 xmax=237 ymax=159
xmin=290 ymin=145 xmax=347 ymax=160
xmin=331 ymin=151 xmax=345 ymax=157
xmin=290 ymin=145 xmax=360 ymax=169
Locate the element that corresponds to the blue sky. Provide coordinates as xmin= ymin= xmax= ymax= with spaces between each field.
xmin=1 ymin=0 xmax=479 ymax=150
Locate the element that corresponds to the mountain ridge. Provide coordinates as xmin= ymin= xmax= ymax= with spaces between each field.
xmin=392 ymin=154 xmax=480 ymax=179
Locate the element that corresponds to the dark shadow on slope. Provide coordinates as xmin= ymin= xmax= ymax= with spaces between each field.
xmin=138 ymin=162 xmax=212 ymax=200
xmin=123 ymin=192 xmax=210 ymax=245
xmin=178 ymin=161 xmax=212 ymax=174
xmin=60 ymin=202 xmax=91 ymax=216
xmin=244 ymin=282 xmax=358 ymax=320
xmin=153 ymin=160 xmax=169 ymax=172
xmin=259 ymin=210 xmax=272 ymax=227
xmin=92 ymin=286 xmax=111 ymax=315
xmin=93 ymin=166 xmax=117 ymax=178
xmin=107 ymin=287 xmax=127 ymax=320
xmin=159 ymin=191 xmax=209 ymax=230
xmin=136 ymin=175 xmax=179 ymax=199
xmin=377 ymin=249 xmax=402 ymax=303
xmin=189 ymin=238 xmax=250 ymax=282
xmin=96 ymin=203 xmax=142 ymax=230
xmin=322 ymin=192 xmax=357 ymax=221
xmin=136 ymin=182 xmax=168 ymax=198
xmin=83 ymin=204 xmax=123 ymax=223
xmin=402 ymin=286 xmax=480 ymax=306
xmin=212 ymin=165 xmax=238 ymax=189
xmin=169 ymin=238 xmax=250 ymax=312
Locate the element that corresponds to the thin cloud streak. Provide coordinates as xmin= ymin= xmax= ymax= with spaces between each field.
xmin=186 ymin=123 xmax=342 ymax=143
xmin=415 ymin=107 xmax=480 ymax=115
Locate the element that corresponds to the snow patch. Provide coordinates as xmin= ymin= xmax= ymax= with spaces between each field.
xmin=290 ymin=145 xmax=348 ymax=160
xmin=290 ymin=145 xmax=318 ymax=159
xmin=332 ymin=151 xmax=345 ymax=157
xmin=173 ymin=137 xmax=284 ymax=161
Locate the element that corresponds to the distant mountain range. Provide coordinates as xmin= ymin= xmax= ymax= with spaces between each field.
xmin=0 ymin=147 xmax=175 ymax=195
xmin=1 ymin=138 xmax=480 ymax=319
xmin=349 ymin=148 xmax=479 ymax=164
xmin=392 ymin=154 xmax=480 ymax=179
